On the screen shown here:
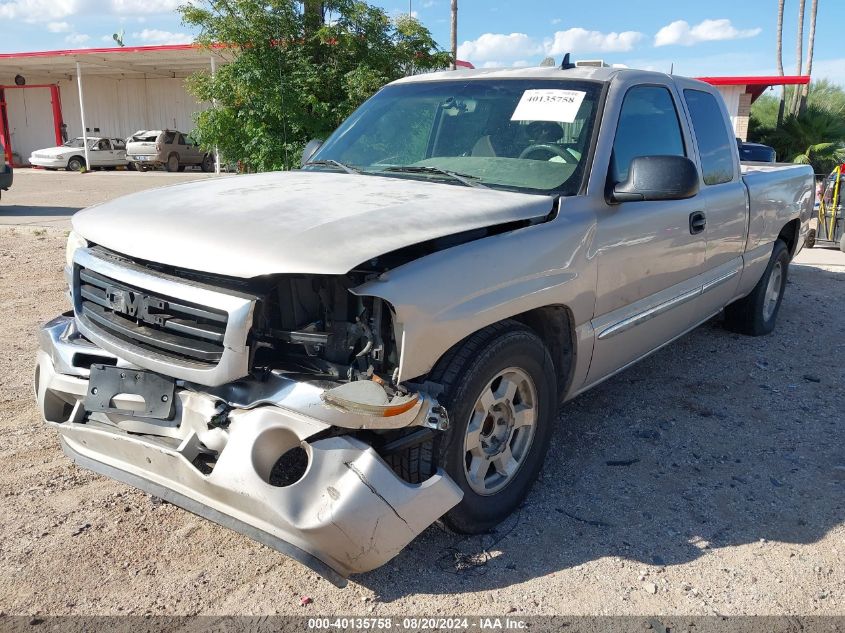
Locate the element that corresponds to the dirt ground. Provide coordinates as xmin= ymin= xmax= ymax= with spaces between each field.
xmin=0 ymin=168 xmax=225 ymax=230
xmin=0 ymin=227 xmax=843 ymax=618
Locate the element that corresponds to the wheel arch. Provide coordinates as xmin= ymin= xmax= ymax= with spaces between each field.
xmin=510 ymin=305 xmax=576 ymax=400
xmin=778 ymin=218 xmax=801 ymax=258
xmin=66 ymin=155 xmax=85 ymax=170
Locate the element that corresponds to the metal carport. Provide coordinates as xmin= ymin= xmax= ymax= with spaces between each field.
xmin=0 ymin=44 xmax=226 ymax=171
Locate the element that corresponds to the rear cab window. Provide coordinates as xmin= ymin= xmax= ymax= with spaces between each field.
xmin=683 ymin=89 xmax=736 ymax=185
xmin=611 ymin=85 xmax=686 ymax=183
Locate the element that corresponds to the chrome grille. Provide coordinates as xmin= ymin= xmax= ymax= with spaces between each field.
xmin=72 ymin=247 xmax=256 ymax=387
xmin=76 ymin=267 xmax=227 ymax=365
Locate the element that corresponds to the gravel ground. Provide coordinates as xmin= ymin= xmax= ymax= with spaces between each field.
xmin=1 ymin=227 xmax=843 ymax=618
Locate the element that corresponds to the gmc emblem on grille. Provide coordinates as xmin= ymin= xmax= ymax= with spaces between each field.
xmin=106 ymin=286 xmax=169 ymax=326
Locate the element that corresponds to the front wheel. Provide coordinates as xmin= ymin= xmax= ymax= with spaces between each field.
xmin=66 ymin=157 xmax=84 ymax=172
xmin=434 ymin=322 xmax=557 ymax=533
xmin=724 ymin=239 xmax=789 ymax=336
xmin=201 ymin=154 xmax=215 ymax=172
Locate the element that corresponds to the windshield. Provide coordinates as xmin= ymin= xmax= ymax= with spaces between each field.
xmin=62 ymin=138 xmax=85 ymax=148
xmin=309 ymin=79 xmax=603 ymax=195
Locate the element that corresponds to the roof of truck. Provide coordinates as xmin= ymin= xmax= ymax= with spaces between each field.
xmin=391 ymin=65 xmax=639 ymax=85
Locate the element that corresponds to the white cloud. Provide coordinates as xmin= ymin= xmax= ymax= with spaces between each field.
xmin=458 ymin=33 xmax=543 ymax=65
xmin=809 ymin=58 xmax=845 ymax=88
xmin=546 ymin=27 xmax=644 ymax=54
xmin=47 ymin=21 xmax=71 ymax=32
xmin=654 ymin=19 xmax=762 ymax=47
xmin=110 ymin=0 xmax=188 ymax=14
xmin=64 ymin=32 xmax=90 ymax=46
xmin=458 ymin=27 xmax=646 ymax=66
xmin=0 ymin=0 xmax=196 ymax=23
xmin=131 ymin=28 xmax=194 ymax=45
xmin=0 ymin=0 xmax=81 ymax=21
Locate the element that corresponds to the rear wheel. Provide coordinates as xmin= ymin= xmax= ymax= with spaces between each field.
xmin=805 ymin=228 xmax=816 ymax=248
xmin=432 ymin=322 xmax=557 ymax=533
xmin=724 ymin=239 xmax=790 ymax=336
xmin=66 ymin=156 xmax=84 ymax=172
xmin=166 ymin=154 xmax=180 ymax=172
xmin=839 ymin=233 xmax=845 ymax=254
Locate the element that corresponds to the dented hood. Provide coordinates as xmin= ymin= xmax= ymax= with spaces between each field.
xmin=72 ymin=171 xmax=553 ymax=277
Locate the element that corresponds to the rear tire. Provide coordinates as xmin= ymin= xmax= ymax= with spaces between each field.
xmin=805 ymin=228 xmax=816 ymax=248
xmin=840 ymin=233 xmax=845 ymax=254
xmin=166 ymin=154 xmax=179 ymax=172
xmin=431 ymin=321 xmax=557 ymax=534
xmin=724 ymin=239 xmax=790 ymax=336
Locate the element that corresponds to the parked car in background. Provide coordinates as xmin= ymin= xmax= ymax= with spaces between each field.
xmin=0 ymin=149 xmax=12 ymax=199
xmin=29 ymin=137 xmax=127 ymax=171
xmin=127 ymin=130 xmax=214 ymax=173
xmin=737 ymin=139 xmax=776 ymax=163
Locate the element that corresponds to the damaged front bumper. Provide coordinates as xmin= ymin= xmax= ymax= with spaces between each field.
xmin=35 ymin=314 xmax=462 ymax=587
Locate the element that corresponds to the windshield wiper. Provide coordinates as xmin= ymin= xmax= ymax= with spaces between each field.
xmin=304 ymin=159 xmax=361 ymax=175
xmin=382 ymin=165 xmax=488 ymax=188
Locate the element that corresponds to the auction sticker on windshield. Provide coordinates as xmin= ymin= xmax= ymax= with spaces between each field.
xmin=511 ymin=89 xmax=586 ymax=123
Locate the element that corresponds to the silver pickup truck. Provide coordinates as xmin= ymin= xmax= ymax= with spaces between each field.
xmin=35 ymin=66 xmax=814 ymax=586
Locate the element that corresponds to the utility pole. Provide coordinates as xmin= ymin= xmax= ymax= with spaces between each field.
xmin=408 ymin=0 xmax=412 ymax=16
xmin=450 ymin=0 xmax=458 ymax=70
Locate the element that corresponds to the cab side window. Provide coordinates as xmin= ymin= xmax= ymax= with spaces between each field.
xmin=612 ymin=86 xmax=685 ymax=183
xmin=683 ymin=89 xmax=736 ymax=185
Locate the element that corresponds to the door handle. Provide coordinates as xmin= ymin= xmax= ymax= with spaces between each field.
xmin=689 ymin=211 xmax=707 ymax=235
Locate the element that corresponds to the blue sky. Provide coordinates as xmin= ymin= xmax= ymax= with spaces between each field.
xmin=1 ymin=0 xmax=843 ymax=85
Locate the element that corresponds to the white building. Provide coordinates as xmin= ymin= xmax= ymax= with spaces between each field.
xmin=0 ymin=44 xmax=226 ymax=166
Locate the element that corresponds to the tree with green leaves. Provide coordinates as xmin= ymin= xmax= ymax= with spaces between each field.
xmin=751 ymin=84 xmax=845 ymax=174
xmin=179 ymin=0 xmax=451 ymax=172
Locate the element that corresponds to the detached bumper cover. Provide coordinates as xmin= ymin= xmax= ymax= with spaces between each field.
xmin=35 ymin=315 xmax=462 ymax=586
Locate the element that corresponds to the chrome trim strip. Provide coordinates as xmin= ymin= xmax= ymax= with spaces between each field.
xmin=701 ymin=267 xmax=740 ymax=293
xmin=597 ymin=286 xmax=702 ymax=340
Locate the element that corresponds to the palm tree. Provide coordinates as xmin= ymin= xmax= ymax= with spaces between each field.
xmin=790 ymin=0 xmax=807 ymax=116
xmin=763 ymin=105 xmax=845 ymax=174
xmin=776 ymin=0 xmax=786 ymax=125
xmin=799 ymin=0 xmax=819 ymax=114
xmin=793 ymin=141 xmax=845 ymax=174
xmin=450 ymin=0 xmax=458 ymax=70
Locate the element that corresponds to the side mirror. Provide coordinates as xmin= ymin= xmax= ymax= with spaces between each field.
xmin=301 ymin=139 xmax=323 ymax=167
xmin=611 ymin=155 xmax=700 ymax=203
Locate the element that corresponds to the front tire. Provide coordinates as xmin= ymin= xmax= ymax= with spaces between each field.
xmin=66 ymin=157 xmax=84 ymax=172
xmin=724 ymin=239 xmax=789 ymax=336
xmin=433 ymin=322 xmax=557 ymax=533
xmin=805 ymin=228 xmax=816 ymax=248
